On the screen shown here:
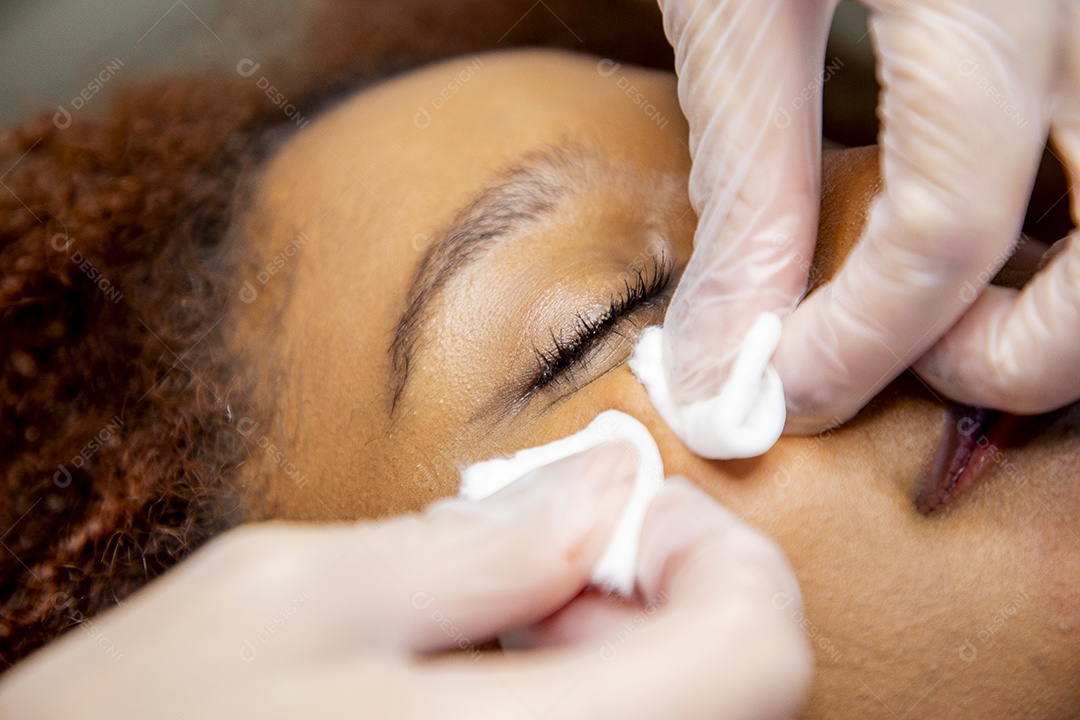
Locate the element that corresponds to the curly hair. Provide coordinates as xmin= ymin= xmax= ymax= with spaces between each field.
xmin=0 ymin=0 xmax=672 ymax=671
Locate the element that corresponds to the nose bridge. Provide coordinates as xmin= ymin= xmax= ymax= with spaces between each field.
xmin=606 ymin=370 xmax=750 ymax=475
xmin=813 ymin=146 xmax=882 ymax=287
xmin=624 ymin=395 xmax=759 ymax=492
xmin=604 ymin=354 xmax=822 ymax=523
xmin=621 ymin=387 xmax=823 ymax=524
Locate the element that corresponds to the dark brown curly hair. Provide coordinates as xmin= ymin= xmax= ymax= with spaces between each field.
xmin=0 ymin=0 xmax=673 ymax=671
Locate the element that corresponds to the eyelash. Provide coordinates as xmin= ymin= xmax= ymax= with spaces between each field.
xmin=527 ymin=253 xmax=673 ymax=397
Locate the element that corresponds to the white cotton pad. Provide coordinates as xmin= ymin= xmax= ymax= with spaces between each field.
xmin=459 ymin=410 xmax=664 ymax=596
xmin=628 ymin=313 xmax=786 ymax=459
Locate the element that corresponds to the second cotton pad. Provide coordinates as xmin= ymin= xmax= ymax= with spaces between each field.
xmin=629 ymin=315 xmax=786 ymax=459
xmin=459 ymin=410 xmax=665 ymax=596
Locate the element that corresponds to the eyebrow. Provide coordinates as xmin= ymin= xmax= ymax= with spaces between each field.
xmin=388 ymin=142 xmax=594 ymax=413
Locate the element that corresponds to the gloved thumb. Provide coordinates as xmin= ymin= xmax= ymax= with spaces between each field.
xmin=364 ymin=444 xmax=638 ymax=653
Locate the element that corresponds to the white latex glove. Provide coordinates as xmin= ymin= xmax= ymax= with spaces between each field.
xmin=0 ymin=446 xmax=810 ymax=720
xmin=658 ymin=0 xmax=1080 ymax=439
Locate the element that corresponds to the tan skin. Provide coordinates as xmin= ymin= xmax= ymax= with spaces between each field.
xmin=230 ymin=49 xmax=1080 ymax=719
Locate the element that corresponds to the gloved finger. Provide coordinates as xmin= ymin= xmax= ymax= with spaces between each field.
xmin=913 ymin=241 xmax=1080 ymax=412
xmin=499 ymin=588 xmax=644 ymax=650
xmin=657 ymin=0 xmax=835 ymax=404
xmin=913 ymin=3 xmax=1080 ymax=414
xmin=915 ymin=130 xmax=1080 ymax=412
xmin=348 ymin=444 xmax=638 ymax=652
xmin=403 ymin=479 xmax=810 ymax=720
xmin=775 ymin=0 xmax=1055 ymax=433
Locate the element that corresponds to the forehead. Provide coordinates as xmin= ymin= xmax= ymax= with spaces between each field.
xmin=260 ymin=50 xmax=685 ymax=241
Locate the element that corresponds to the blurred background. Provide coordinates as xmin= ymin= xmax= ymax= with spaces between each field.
xmin=0 ymin=0 xmax=297 ymax=125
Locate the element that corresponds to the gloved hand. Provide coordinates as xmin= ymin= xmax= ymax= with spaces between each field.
xmin=0 ymin=445 xmax=810 ymax=720
xmin=657 ymin=0 xmax=1080 ymax=441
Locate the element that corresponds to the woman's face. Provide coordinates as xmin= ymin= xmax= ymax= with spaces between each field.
xmin=235 ymin=50 xmax=1080 ymax=718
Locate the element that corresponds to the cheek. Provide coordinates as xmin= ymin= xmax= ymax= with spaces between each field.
xmin=583 ymin=368 xmax=918 ymax=621
xmin=592 ymin=369 xmax=1080 ymax=717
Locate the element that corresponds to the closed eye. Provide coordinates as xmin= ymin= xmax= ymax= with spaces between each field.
xmin=524 ymin=252 xmax=673 ymax=401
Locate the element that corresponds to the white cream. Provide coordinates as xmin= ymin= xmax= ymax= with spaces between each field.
xmin=459 ymin=410 xmax=664 ymax=596
xmin=628 ymin=313 xmax=786 ymax=459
